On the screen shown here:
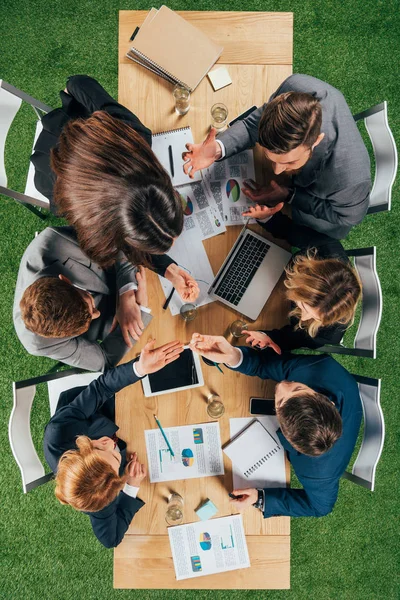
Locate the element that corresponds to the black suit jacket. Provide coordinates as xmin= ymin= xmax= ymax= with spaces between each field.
xmin=44 ymin=360 xmax=145 ymax=548
xmin=259 ymin=213 xmax=350 ymax=350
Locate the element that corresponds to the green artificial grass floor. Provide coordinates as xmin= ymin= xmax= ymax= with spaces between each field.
xmin=0 ymin=1 xmax=399 ymax=599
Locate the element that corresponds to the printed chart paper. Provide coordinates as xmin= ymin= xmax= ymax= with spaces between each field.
xmin=204 ymin=149 xmax=256 ymax=226
xmin=178 ymin=181 xmax=226 ymax=241
xmin=229 ymin=417 xmax=287 ymax=490
xmin=145 ymin=422 xmax=224 ymax=483
xmin=168 ymin=515 xmax=250 ymax=580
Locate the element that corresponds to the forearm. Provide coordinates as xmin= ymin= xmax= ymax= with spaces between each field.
xmin=265 ymin=326 xmax=321 ymax=352
xmin=227 ymin=346 xmax=297 ymax=381
xmin=263 ymin=487 xmax=336 ymax=518
xmin=66 ymin=75 xmax=117 ymax=113
xmin=101 ymin=312 xmax=153 ymax=369
xmin=216 ymin=105 xmax=264 ymax=158
xmin=149 ymin=253 xmax=176 ymax=277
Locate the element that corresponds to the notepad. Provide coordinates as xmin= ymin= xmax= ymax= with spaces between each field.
xmin=223 ymin=419 xmax=281 ymax=479
xmin=152 ymin=126 xmax=202 ymax=187
xmin=126 ymin=6 xmax=223 ymax=91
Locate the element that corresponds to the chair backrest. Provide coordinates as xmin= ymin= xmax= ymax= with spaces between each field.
xmin=0 ymin=80 xmax=52 ymax=210
xmin=9 ymin=368 xmax=102 ymax=493
xmin=343 ymin=374 xmax=384 ymax=491
xmin=354 ymin=101 xmax=398 ymax=214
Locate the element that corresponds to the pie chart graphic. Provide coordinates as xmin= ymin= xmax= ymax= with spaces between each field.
xmin=199 ymin=532 xmax=212 ymax=551
xmin=226 ymin=179 xmax=240 ymax=202
xmin=182 ymin=448 xmax=195 ymax=467
xmin=180 ymin=194 xmax=194 ymax=216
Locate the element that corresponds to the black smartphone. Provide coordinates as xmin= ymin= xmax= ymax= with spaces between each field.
xmin=228 ymin=105 xmax=257 ymax=127
xmin=249 ymin=397 xmax=276 ymax=415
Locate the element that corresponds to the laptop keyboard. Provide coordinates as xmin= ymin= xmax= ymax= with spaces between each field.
xmin=214 ymin=235 xmax=270 ymax=306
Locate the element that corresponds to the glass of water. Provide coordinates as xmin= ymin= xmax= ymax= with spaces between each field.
xmin=206 ymin=393 xmax=225 ymax=419
xmin=211 ymin=102 xmax=228 ymax=130
xmin=173 ymin=84 xmax=190 ymax=115
xmin=165 ymin=493 xmax=184 ymax=526
xmin=180 ymin=303 xmax=197 ymax=322
xmin=229 ymin=319 xmax=248 ymax=338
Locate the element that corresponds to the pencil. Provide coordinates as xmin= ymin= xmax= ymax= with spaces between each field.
xmin=214 ymin=362 xmax=224 ymax=374
xmin=154 ymin=414 xmax=175 ymax=457
xmin=163 ymin=287 xmax=175 ymax=310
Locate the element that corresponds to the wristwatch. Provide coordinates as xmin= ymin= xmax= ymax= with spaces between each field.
xmin=253 ymin=489 xmax=265 ymax=512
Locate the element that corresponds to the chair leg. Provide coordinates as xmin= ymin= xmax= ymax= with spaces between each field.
xmin=22 ymin=203 xmax=48 ymax=220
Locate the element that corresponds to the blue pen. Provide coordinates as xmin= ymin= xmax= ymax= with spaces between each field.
xmin=154 ymin=414 xmax=175 ymax=457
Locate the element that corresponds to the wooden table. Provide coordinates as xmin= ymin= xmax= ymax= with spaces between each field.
xmin=115 ymin=10 xmax=293 ymax=590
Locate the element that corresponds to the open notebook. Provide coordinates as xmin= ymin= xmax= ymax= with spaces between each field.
xmin=224 ymin=419 xmax=282 ymax=481
xmin=127 ymin=5 xmax=223 ymax=91
xmin=151 ymin=126 xmax=202 ymax=187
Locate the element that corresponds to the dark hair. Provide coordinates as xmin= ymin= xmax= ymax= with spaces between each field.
xmin=277 ymin=392 xmax=342 ymax=456
xmin=51 ymin=111 xmax=183 ymax=267
xmin=20 ymin=277 xmax=92 ymax=338
xmin=259 ymin=92 xmax=322 ymax=154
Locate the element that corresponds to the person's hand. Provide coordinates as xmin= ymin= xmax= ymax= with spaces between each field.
xmin=182 ymin=127 xmax=222 ymax=178
xmin=165 ymin=264 xmax=200 ymax=301
xmin=110 ymin=290 xmax=144 ymax=346
xmin=242 ymin=179 xmax=290 ymax=207
xmin=136 ymin=339 xmax=184 ymax=376
xmin=230 ymin=488 xmax=258 ymax=513
xmin=135 ymin=267 xmax=148 ymax=307
xmin=125 ymin=452 xmax=147 ymax=487
xmin=189 ymin=333 xmax=241 ymax=365
xmin=244 ymin=331 xmax=282 ymax=354
xmin=242 ymin=202 xmax=284 ymax=220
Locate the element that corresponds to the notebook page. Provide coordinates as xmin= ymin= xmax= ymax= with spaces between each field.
xmin=152 ymin=127 xmax=202 ymax=187
xmin=224 ymin=419 xmax=281 ymax=476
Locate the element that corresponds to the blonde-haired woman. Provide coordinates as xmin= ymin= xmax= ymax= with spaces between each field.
xmin=44 ymin=339 xmax=183 ymax=548
xmin=244 ymin=214 xmax=362 ymax=352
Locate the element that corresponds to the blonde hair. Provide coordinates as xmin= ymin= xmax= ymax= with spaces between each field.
xmin=55 ymin=436 xmax=126 ymax=512
xmin=284 ymin=252 xmax=362 ymax=338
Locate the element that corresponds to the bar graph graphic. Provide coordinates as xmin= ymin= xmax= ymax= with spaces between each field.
xmin=220 ymin=525 xmax=235 ymax=550
xmin=159 ymin=448 xmax=174 ymax=473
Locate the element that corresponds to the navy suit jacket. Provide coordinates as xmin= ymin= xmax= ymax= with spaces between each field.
xmin=231 ymin=349 xmax=362 ymax=517
xmin=44 ymin=361 xmax=145 ymax=548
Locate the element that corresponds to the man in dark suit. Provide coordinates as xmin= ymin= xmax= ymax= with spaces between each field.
xmin=44 ymin=338 xmax=183 ymax=548
xmin=183 ymin=74 xmax=371 ymax=239
xmin=13 ymin=226 xmax=174 ymax=371
xmin=190 ymin=333 xmax=362 ymax=517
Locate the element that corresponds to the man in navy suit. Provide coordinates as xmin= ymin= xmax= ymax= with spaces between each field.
xmin=44 ymin=338 xmax=183 ymax=548
xmin=190 ymin=334 xmax=362 ymax=518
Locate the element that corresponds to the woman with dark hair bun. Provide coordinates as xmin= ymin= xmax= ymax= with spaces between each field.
xmin=30 ymin=75 xmax=199 ymax=335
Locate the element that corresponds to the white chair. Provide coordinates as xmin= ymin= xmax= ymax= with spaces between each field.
xmin=318 ymin=247 xmax=382 ymax=358
xmin=9 ymin=369 xmax=102 ymax=493
xmin=354 ymin=101 xmax=398 ymax=214
xmin=0 ymin=79 xmax=52 ymax=219
xmin=343 ymin=374 xmax=384 ymax=491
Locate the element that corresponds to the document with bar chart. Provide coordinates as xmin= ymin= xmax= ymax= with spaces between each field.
xmin=168 ymin=515 xmax=250 ymax=580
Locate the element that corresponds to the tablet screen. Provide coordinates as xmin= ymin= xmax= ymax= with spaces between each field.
xmin=146 ymin=348 xmax=199 ymax=394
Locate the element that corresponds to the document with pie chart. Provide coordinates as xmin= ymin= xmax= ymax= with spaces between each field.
xmin=145 ymin=422 xmax=224 ymax=483
xmin=204 ymin=149 xmax=256 ymax=226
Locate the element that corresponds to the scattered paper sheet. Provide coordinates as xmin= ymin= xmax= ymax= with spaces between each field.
xmin=145 ymin=422 xmax=224 ymax=483
xmin=204 ymin=149 xmax=256 ymax=226
xmin=168 ymin=514 xmax=250 ymax=580
xmin=177 ymin=180 xmax=226 ymax=240
xmin=229 ymin=417 xmax=287 ymax=490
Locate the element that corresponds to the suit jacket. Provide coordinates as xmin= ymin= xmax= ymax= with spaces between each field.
xmin=218 ymin=74 xmax=371 ymax=239
xmin=44 ymin=361 xmax=145 ymax=548
xmin=259 ymin=213 xmax=349 ymax=350
xmin=231 ymin=349 xmax=362 ymax=517
xmin=13 ymin=226 xmax=157 ymax=371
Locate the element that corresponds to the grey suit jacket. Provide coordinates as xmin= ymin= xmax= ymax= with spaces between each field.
xmin=13 ymin=227 xmax=152 ymax=371
xmin=218 ymin=74 xmax=371 ymax=239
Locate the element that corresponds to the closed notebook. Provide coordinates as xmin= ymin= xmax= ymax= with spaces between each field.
xmin=223 ymin=419 xmax=281 ymax=479
xmin=127 ymin=5 xmax=223 ymax=91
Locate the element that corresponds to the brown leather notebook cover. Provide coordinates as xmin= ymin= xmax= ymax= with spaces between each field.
xmin=127 ymin=6 xmax=223 ymax=91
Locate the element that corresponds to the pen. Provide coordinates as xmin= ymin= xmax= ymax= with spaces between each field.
xmin=154 ymin=414 xmax=175 ymax=457
xmin=130 ymin=26 xmax=140 ymax=41
xmin=163 ymin=287 xmax=175 ymax=310
xmin=213 ymin=362 xmax=224 ymax=374
xmin=168 ymin=145 xmax=174 ymax=177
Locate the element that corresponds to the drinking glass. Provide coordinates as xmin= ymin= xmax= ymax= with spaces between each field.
xmin=180 ymin=303 xmax=197 ymax=322
xmin=206 ymin=393 xmax=225 ymax=419
xmin=229 ymin=319 xmax=248 ymax=338
xmin=211 ymin=102 xmax=228 ymax=129
xmin=165 ymin=493 xmax=184 ymax=526
xmin=173 ymin=85 xmax=190 ymax=115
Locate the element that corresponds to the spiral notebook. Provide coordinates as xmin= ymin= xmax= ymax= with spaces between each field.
xmin=126 ymin=5 xmax=223 ymax=91
xmin=223 ymin=419 xmax=282 ymax=480
xmin=152 ymin=126 xmax=202 ymax=187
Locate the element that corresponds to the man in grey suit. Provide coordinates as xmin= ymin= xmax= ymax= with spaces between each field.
xmin=183 ymin=74 xmax=371 ymax=239
xmin=14 ymin=227 xmax=155 ymax=371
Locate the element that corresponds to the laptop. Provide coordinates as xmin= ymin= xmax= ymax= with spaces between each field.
xmin=208 ymin=226 xmax=292 ymax=321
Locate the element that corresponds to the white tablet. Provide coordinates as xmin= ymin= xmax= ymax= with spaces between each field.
xmin=141 ymin=346 xmax=204 ymax=397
